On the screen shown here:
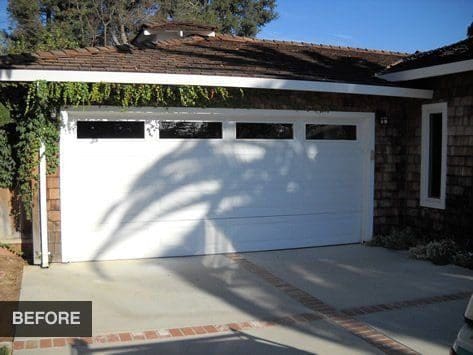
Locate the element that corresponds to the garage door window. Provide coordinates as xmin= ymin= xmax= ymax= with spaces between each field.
xmin=159 ymin=121 xmax=222 ymax=139
xmin=236 ymin=123 xmax=293 ymax=139
xmin=77 ymin=121 xmax=145 ymax=139
xmin=306 ymin=124 xmax=356 ymax=140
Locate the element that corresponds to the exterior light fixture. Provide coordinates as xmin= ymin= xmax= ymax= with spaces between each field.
xmin=376 ymin=110 xmax=388 ymax=125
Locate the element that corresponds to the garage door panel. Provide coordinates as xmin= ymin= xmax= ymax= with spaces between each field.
xmin=64 ymin=212 xmax=362 ymax=261
xmin=72 ymin=167 xmax=364 ymax=197
xmin=61 ymin=111 xmax=373 ymax=261
xmin=68 ymin=183 xmax=363 ymax=225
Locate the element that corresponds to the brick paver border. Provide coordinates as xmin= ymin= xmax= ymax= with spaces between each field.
xmin=12 ymin=312 xmax=322 ymax=351
xmin=340 ymin=291 xmax=472 ymax=317
xmin=225 ymin=253 xmax=471 ymax=355
xmin=12 ymin=253 xmax=471 ymax=354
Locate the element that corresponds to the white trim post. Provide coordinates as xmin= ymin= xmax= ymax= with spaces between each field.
xmin=39 ymin=142 xmax=49 ymax=267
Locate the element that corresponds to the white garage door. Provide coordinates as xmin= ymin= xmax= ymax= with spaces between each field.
xmin=60 ymin=108 xmax=374 ymax=262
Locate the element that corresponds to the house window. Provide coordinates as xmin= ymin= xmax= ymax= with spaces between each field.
xmin=159 ymin=121 xmax=222 ymax=139
xmin=236 ymin=123 xmax=293 ymax=139
xmin=306 ymin=124 xmax=357 ymax=140
xmin=420 ymin=103 xmax=447 ymax=209
xmin=77 ymin=121 xmax=145 ymax=139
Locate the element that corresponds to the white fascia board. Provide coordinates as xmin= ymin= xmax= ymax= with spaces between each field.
xmin=0 ymin=69 xmax=432 ymax=99
xmin=378 ymin=59 xmax=473 ymax=82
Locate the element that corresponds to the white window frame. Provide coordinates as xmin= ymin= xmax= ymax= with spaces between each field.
xmin=420 ymin=102 xmax=447 ymax=209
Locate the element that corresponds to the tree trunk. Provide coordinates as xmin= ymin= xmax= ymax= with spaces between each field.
xmin=103 ymin=23 xmax=108 ymax=45
xmin=120 ymin=24 xmax=128 ymax=44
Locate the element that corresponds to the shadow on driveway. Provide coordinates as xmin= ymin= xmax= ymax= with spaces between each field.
xmin=70 ymin=332 xmax=308 ymax=355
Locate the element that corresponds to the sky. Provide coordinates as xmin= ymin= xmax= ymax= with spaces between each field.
xmin=259 ymin=0 xmax=473 ymax=53
xmin=0 ymin=0 xmax=471 ymax=53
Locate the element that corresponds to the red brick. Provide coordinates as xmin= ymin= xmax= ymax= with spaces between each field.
xmin=106 ymin=334 xmax=120 ymax=342
xmin=40 ymin=338 xmax=52 ymax=348
xmin=192 ymin=326 xmax=207 ymax=335
xmin=131 ymin=333 xmax=146 ymax=341
xmin=169 ymin=328 xmax=184 ymax=337
xmin=13 ymin=341 xmax=25 ymax=350
xmin=144 ymin=330 xmax=158 ymax=339
xmin=203 ymin=325 xmax=218 ymax=333
xmin=181 ymin=327 xmax=195 ymax=336
xmin=25 ymin=340 xmax=39 ymax=349
xmin=118 ymin=333 xmax=132 ymax=342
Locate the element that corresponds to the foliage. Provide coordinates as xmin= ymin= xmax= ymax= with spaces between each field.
xmin=409 ymin=239 xmax=459 ymax=265
xmin=159 ymin=0 xmax=278 ymax=37
xmin=367 ymin=227 xmax=419 ymax=250
xmin=0 ymin=82 xmax=234 ymax=217
xmin=4 ymin=0 xmax=278 ymax=52
xmin=0 ymin=345 xmax=10 ymax=355
xmin=468 ymin=21 xmax=473 ymax=38
xmin=0 ymin=130 xmax=15 ymax=188
xmin=0 ymin=103 xmax=11 ymax=127
xmin=452 ymin=251 xmax=473 ymax=269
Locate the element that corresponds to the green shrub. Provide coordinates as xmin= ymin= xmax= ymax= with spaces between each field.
xmin=452 ymin=251 xmax=473 ymax=269
xmin=409 ymin=239 xmax=458 ymax=265
xmin=408 ymin=244 xmax=429 ymax=260
xmin=0 ymin=129 xmax=15 ymax=188
xmin=0 ymin=345 xmax=11 ymax=355
xmin=368 ymin=227 xmax=418 ymax=250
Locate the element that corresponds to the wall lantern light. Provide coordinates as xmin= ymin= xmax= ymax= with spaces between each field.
xmin=376 ymin=110 xmax=388 ymax=125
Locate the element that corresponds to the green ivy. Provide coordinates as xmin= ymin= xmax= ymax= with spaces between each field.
xmin=0 ymin=82 xmax=235 ymax=218
xmin=0 ymin=129 xmax=15 ymax=188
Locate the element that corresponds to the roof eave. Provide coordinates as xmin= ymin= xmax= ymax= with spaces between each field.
xmin=377 ymin=58 xmax=473 ymax=82
xmin=0 ymin=69 xmax=433 ymax=99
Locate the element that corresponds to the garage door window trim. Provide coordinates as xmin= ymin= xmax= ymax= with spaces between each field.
xmin=159 ymin=121 xmax=223 ymax=139
xmin=235 ymin=122 xmax=294 ymax=140
xmin=305 ymin=124 xmax=357 ymax=141
xmin=76 ymin=120 xmax=146 ymax=139
xmin=420 ymin=102 xmax=447 ymax=209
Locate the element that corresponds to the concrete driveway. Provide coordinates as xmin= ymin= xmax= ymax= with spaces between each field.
xmin=14 ymin=245 xmax=473 ymax=354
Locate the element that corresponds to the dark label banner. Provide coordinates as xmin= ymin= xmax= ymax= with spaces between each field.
xmin=0 ymin=301 xmax=92 ymax=337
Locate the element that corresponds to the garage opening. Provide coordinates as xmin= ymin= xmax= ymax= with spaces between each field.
xmin=59 ymin=108 xmax=374 ymax=262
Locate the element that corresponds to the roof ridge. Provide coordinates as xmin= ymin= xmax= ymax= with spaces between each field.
xmin=214 ymin=34 xmax=409 ymax=56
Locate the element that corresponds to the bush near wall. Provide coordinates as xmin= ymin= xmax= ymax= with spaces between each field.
xmin=368 ymin=227 xmax=473 ymax=269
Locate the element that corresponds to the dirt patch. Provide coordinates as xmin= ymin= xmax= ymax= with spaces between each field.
xmin=0 ymin=247 xmax=24 ymax=301
xmin=0 ymin=248 xmax=25 ymax=345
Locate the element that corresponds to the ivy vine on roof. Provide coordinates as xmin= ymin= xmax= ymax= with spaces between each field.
xmin=0 ymin=81 xmax=236 ymax=218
